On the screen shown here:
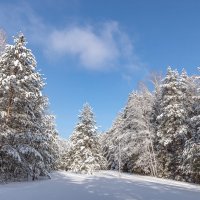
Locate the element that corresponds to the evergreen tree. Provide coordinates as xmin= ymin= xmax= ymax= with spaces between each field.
xmin=66 ymin=103 xmax=107 ymax=174
xmin=179 ymin=69 xmax=195 ymax=125
xmin=0 ymin=34 xmax=58 ymax=181
xmin=181 ymin=70 xmax=200 ymax=183
xmin=40 ymin=115 xmax=60 ymax=171
xmin=156 ymin=67 xmax=188 ymax=180
xmin=102 ymin=67 xmax=199 ymax=183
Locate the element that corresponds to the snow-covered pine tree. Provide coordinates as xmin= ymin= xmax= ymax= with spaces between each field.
xmin=179 ymin=69 xmax=195 ymax=124
xmin=0 ymin=33 xmax=58 ymax=181
xmin=66 ymin=103 xmax=107 ymax=174
xmin=181 ymin=69 xmax=200 ymax=183
xmin=156 ymin=67 xmax=188 ymax=180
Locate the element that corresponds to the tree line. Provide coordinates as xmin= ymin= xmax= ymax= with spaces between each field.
xmin=101 ymin=68 xmax=200 ymax=183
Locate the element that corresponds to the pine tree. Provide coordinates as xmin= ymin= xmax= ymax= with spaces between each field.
xmin=179 ymin=69 xmax=195 ymax=124
xmin=181 ymin=70 xmax=200 ymax=183
xmin=0 ymin=34 xmax=58 ymax=181
xmin=66 ymin=103 xmax=107 ymax=174
xmin=156 ymin=67 xmax=188 ymax=180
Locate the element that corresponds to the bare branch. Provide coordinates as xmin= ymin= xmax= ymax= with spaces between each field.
xmin=149 ymin=72 xmax=162 ymax=86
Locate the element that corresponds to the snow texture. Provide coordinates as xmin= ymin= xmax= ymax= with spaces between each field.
xmin=0 ymin=171 xmax=200 ymax=200
xmin=0 ymin=33 xmax=59 ymax=181
xmin=65 ymin=103 xmax=107 ymax=173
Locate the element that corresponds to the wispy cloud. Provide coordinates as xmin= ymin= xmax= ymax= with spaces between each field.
xmin=49 ymin=22 xmax=123 ymax=70
xmin=0 ymin=2 xmax=144 ymax=72
xmin=0 ymin=2 xmax=49 ymax=46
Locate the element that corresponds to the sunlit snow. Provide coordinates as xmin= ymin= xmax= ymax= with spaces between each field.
xmin=1 ymin=171 xmax=200 ymax=200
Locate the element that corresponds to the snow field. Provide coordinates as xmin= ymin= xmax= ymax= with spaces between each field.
xmin=0 ymin=171 xmax=200 ymax=200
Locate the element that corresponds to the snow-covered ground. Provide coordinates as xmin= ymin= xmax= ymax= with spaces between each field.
xmin=0 ymin=171 xmax=200 ymax=200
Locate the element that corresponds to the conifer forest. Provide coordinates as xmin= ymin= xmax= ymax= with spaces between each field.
xmin=0 ymin=32 xmax=199 ymax=186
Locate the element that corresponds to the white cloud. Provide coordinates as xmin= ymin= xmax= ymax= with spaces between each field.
xmin=0 ymin=2 xmax=144 ymax=71
xmin=48 ymin=22 xmax=120 ymax=70
xmin=48 ymin=21 xmax=143 ymax=71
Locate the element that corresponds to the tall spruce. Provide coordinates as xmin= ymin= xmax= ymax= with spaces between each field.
xmin=0 ymin=34 xmax=58 ymax=181
xmin=156 ymin=67 xmax=188 ymax=180
xmin=66 ymin=103 xmax=107 ymax=174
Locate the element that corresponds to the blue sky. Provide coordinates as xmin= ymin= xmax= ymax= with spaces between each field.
xmin=1 ymin=0 xmax=200 ymax=138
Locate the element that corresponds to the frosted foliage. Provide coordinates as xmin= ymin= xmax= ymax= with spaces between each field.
xmin=101 ymin=112 xmax=124 ymax=170
xmin=181 ymin=70 xmax=200 ymax=183
xmin=0 ymin=34 xmax=47 ymax=132
xmin=56 ymin=137 xmax=69 ymax=170
xmin=101 ymin=67 xmax=200 ymax=183
xmin=18 ymin=144 xmax=43 ymax=161
xmin=155 ymin=67 xmax=193 ymax=180
xmin=102 ymin=86 xmax=157 ymax=175
xmin=0 ymin=145 xmax=21 ymax=163
xmin=0 ymin=34 xmax=58 ymax=182
xmin=182 ymin=140 xmax=200 ymax=182
xmin=65 ymin=103 xmax=107 ymax=174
